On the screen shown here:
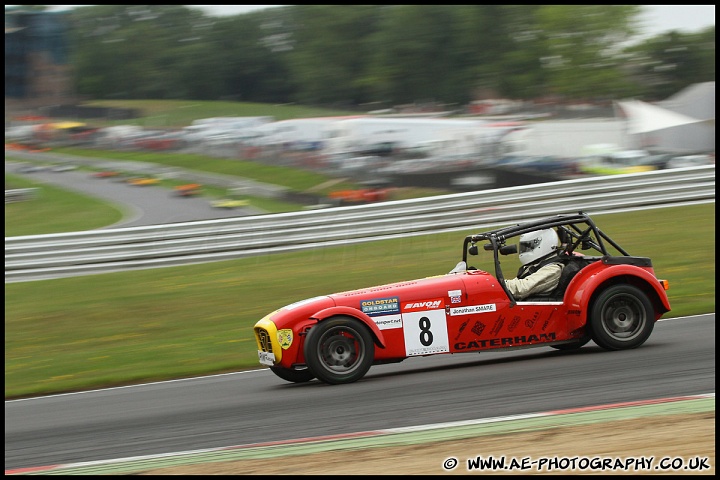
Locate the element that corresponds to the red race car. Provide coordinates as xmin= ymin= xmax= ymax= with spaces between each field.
xmin=254 ymin=212 xmax=671 ymax=384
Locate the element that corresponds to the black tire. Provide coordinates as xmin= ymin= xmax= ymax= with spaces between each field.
xmin=589 ymin=285 xmax=655 ymax=350
xmin=269 ymin=366 xmax=315 ymax=383
xmin=303 ymin=316 xmax=375 ymax=384
xmin=551 ymin=335 xmax=591 ymax=351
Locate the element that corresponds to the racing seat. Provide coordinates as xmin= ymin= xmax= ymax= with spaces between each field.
xmin=546 ymin=256 xmax=591 ymax=300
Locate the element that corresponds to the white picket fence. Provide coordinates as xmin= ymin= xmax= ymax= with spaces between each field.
xmin=5 ymin=166 xmax=715 ymax=283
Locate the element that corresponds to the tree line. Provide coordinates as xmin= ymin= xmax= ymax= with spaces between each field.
xmin=61 ymin=5 xmax=715 ymax=108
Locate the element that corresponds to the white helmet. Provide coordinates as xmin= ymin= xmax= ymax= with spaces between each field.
xmin=518 ymin=229 xmax=559 ymax=266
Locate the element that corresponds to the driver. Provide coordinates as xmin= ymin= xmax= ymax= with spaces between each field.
xmin=505 ymin=228 xmax=563 ymax=300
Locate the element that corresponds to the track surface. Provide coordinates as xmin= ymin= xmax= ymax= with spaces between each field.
xmin=5 ymin=160 xmax=715 ymax=472
xmin=5 ymin=162 xmax=258 ymax=228
xmin=5 ymin=315 xmax=715 ymax=471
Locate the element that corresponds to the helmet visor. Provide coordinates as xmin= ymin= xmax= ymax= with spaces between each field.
xmin=519 ymin=238 xmax=539 ymax=254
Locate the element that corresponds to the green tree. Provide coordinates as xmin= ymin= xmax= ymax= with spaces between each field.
xmin=448 ymin=5 xmax=548 ymax=100
xmin=62 ymin=4 xmax=711 ymax=107
xmin=534 ymin=5 xmax=641 ymax=99
xmin=285 ymin=5 xmax=382 ymax=107
xmin=623 ymin=26 xmax=715 ymax=100
xmin=69 ymin=5 xmax=212 ymax=99
xmin=369 ymin=6 xmax=460 ymax=105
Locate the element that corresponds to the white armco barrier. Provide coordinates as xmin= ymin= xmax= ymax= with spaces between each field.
xmin=5 ymin=166 xmax=715 ymax=283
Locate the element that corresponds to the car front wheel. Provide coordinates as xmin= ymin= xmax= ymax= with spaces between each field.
xmin=589 ymin=285 xmax=655 ymax=350
xmin=303 ymin=316 xmax=374 ymax=384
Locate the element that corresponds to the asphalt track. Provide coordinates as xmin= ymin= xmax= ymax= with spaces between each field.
xmin=5 ymin=315 xmax=715 ymax=473
xmin=7 ymin=394 xmax=714 ymax=475
xmin=5 ymin=161 xmax=260 ymax=228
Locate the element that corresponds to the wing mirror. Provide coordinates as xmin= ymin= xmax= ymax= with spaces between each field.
xmin=475 ymin=243 xmax=517 ymax=255
xmin=500 ymin=244 xmax=517 ymax=255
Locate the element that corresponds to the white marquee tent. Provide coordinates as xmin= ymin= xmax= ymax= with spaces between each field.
xmin=615 ymin=82 xmax=715 ymax=153
xmin=614 ymin=99 xmax=705 ymax=134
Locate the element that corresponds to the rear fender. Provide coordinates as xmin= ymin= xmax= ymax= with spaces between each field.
xmin=566 ymin=264 xmax=671 ymax=332
xmin=310 ymin=306 xmax=387 ymax=349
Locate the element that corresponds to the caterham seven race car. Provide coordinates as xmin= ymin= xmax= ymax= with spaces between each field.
xmin=254 ymin=212 xmax=671 ymax=384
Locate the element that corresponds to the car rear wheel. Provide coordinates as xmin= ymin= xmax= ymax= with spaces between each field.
xmin=269 ymin=366 xmax=315 ymax=383
xmin=589 ymin=285 xmax=654 ymax=350
xmin=303 ymin=316 xmax=374 ymax=384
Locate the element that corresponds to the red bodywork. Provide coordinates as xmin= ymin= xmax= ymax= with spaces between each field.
xmin=258 ymin=261 xmax=670 ymax=370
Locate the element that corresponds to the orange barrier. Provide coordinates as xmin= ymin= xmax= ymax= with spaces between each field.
xmin=328 ymin=188 xmax=390 ymax=203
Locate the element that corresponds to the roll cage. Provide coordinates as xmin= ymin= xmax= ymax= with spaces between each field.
xmin=462 ymin=211 xmax=638 ymax=304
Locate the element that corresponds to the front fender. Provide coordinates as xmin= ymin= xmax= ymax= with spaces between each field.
xmin=566 ymin=264 xmax=671 ymax=332
xmin=310 ymin=306 xmax=387 ymax=349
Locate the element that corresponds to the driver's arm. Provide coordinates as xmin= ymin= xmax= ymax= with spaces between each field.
xmin=505 ymin=263 xmax=562 ymax=300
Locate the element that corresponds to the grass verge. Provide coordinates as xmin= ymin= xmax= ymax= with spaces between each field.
xmin=4 ymin=203 xmax=715 ymax=399
xmin=4 ymin=173 xmax=126 ymax=235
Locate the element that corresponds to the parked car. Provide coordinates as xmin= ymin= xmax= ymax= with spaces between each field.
xmin=578 ymin=150 xmax=657 ymax=175
xmin=641 ymin=153 xmax=714 ymax=170
xmin=254 ymin=212 xmax=671 ymax=384
xmin=639 ymin=154 xmax=675 ymax=170
xmin=665 ymin=154 xmax=714 ymax=169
